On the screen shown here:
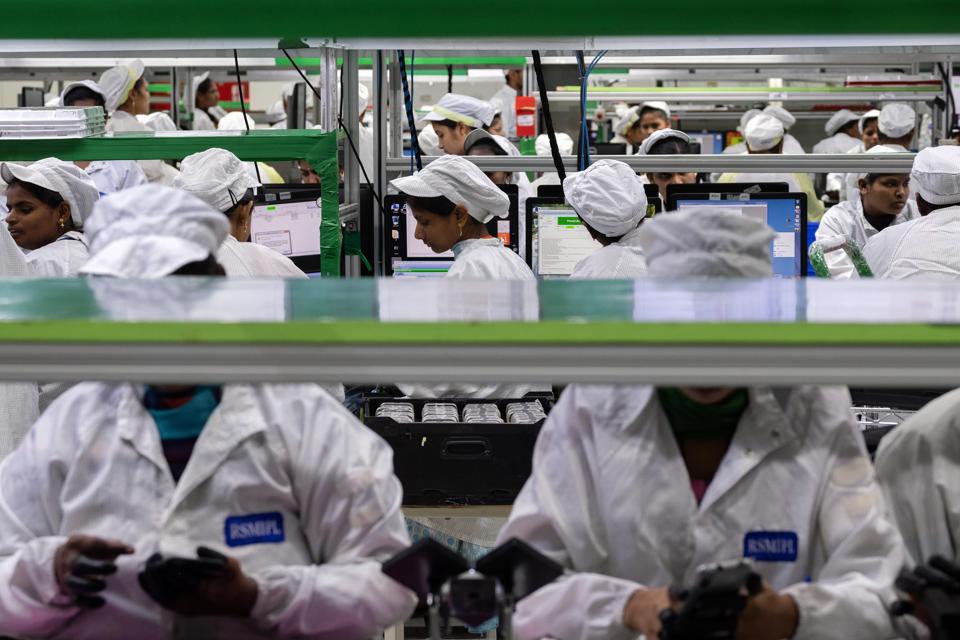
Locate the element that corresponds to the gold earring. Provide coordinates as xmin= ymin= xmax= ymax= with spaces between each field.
xmin=58 ymin=219 xmax=65 ymax=230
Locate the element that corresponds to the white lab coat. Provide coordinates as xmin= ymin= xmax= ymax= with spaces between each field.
xmin=85 ymin=160 xmax=148 ymax=195
xmin=0 ymin=382 xmax=416 ymax=639
xmin=192 ymin=108 xmax=217 ymax=131
xmin=863 ymin=205 xmax=960 ymax=280
xmin=499 ymin=384 xmax=903 ymax=640
xmin=722 ymin=141 xmax=747 ymax=155
xmin=530 ymin=173 xmax=561 ymax=195
xmin=783 ymin=133 xmax=807 ymax=154
xmin=357 ymin=124 xmax=374 ymax=182
xmin=217 ymin=235 xmax=307 ymax=279
xmin=815 ymin=198 xmax=920 ymax=278
xmin=0 ymin=223 xmax=37 ymax=459
xmin=107 ymin=111 xmax=179 ymax=186
xmin=570 ymin=225 xmax=647 ymax=279
xmin=812 ymin=132 xmax=861 ymax=155
xmin=25 ymin=231 xmax=88 ymax=278
xmin=489 ymin=84 xmax=518 ymax=138
xmin=876 ymin=388 xmax=960 ymax=566
xmin=446 ymin=237 xmax=534 ymax=281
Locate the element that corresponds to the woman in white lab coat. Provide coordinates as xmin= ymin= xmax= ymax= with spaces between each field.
xmin=815 ymin=144 xmax=919 ymax=278
xmin=175 ymin=148 xmax=306 ymax=279
xmin=498 ymin=208 xmax=904 ymax=640
xmin=2 ymin=158 xmax=100 ymax=277
xmin=192 ymin=72 xmax=221 ymax=131
xmin=0 ymin=185 xmax=416 ymax=639
xmin=565 ymin=159 xmax=648 ymax=279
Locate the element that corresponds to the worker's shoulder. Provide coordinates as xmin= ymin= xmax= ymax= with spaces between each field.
xmin=891 ymin=388 xmax=960 ymax=444
xmin=561 ymin=384 xmax=656 ymax=432
xmin=38 ymin=382 xmax=135 ymax=437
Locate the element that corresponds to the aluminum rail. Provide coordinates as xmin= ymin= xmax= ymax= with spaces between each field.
xmin=547 ymin=90 xmax=941 ymax=103
xmin=2 ymin=342 xmax=959 ymax=387
xmin=385 ymin=153 xmax=917 ymax=173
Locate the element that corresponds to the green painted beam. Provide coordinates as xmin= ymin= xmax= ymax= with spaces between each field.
xmin=0 ymin=129 xmax=329 ymax=162
xmin=0 ymin=1 xmax=955 ymax=38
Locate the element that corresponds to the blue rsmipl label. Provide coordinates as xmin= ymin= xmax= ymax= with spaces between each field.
xmin=224 ymin=512 xmax=285 ymax=548
xmin=743 ymin=531 xmax=799 ymax=562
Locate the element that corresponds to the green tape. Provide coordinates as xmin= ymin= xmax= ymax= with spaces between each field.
xmin=303 ymin=132 xmax=341 ymax=277
xmin=218 ymin=101 xmax=252 ymax=110
xmin=148 ymin=83 xmax=172 ymax=92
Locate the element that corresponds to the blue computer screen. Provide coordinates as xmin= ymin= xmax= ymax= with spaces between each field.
xmin=674 ymin=197 xmax=804 ymax=278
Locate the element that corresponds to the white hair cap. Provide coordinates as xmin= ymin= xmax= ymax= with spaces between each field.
xmin=640 ymin=207 xmax=775 ymax=278
xmin=638 ymin=128 xmax=691 ymax=156
xmin=420 ymin=93 xmax=494 ymax=129
xmin=390 ymin=155 xmax=509 ymax=224
xmin=137 ymin=112 xmax=177 ymax=132
xmin=738 ymin=109 xmax=762 ymax=134
xmin=879 ymin=103 xmax=916 ymax=138
xmin=911 ymin=145 xmax=960 ymax=206
xmin=417 ymin=124 xmax=443 ymax=156
xmin=563 ymin=159 xmax=648 ymax=237
xmin=80 ymin=184 xmax=230 ymax=279
xmin=535 ymin=133 xmax=574 ymax=156
xmin=744 ymin=114 xmax=785 ymax=152
xmin=859 ymin=109 xmax=881 ymax=133
xmin=175 ymin=148 xmax=260 ymax=213
xmin=1 ymin=158 xmax=100 ymax=228
xmin=640 ymin=101 xmax=672 ymax=119
xmin=217 ymin=111 xmax=256 ymax=131
xmin=99 ymin=59 xmax=145 ymax=113
xmin=265 ymin=100 xmax=286 ymax=125
xmin=614 ymin=106 xmax=640 ymax=137
xmin=825 ymin=109 xmax=860 ymax=136
xmin=855 ymin=144 xmax=903 ymax=181
xmin=59 ymin=80 xmax=106 ymax=107
xmin=763 ymin=105 xmax=796 ymax=130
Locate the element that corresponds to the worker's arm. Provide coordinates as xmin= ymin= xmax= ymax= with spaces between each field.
xmin=499 ymin=386 xmax=646 ymax=640
xmin=0 ymin=409 xmax=79 ymax=637
xmin=780 ymin=409 xmax=904 ymax=640
xmin=248 ymin=394 xmax=416 ymax=639
xmin=798 ymin=173 xmax=826 ymax=221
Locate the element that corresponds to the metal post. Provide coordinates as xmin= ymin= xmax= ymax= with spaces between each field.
xmin=170 ymin=66 xmax=180 ymax=129
xmin=389 ymin=53 xmax=403 ymax=162
xmin=342 ymin=49 xmax=361 ymax=278
xmin=946 ymin=56 xmax=955 ymax=139
xmin=373 ymin=51 xmax=388 ymax=276
xmin=320 ymin=47 xmax=338 ymax=132
xmin=184 ymin=67 xmax=195 ymax=130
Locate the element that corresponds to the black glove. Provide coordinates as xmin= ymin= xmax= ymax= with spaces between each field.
xmin=138 ymin=546 xmax=230 ymax=608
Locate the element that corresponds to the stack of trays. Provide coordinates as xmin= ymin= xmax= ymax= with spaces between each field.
xmin=375 ymin=402 xmax=416 ymax=423
xmin=463 ymin=403 xmax=505 ymax=424
xmin=0 ymin=107 xmax=106 ymax=139
xmin=421 ymin=402 xmax=460 ymax=423
xmin=505 ymin=401 xmax=548 ymax=424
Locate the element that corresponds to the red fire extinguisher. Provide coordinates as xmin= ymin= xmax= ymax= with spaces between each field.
xmin=515 ymin=95 xmax=537 ymax=138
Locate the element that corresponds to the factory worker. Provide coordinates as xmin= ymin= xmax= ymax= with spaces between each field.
xmin=859 ymin=109 xmax=881 ymax=151
xmin=863 ymin=145 xmax=960 ymax=279
xmin=637 ymin=128 xmax=698 ymax=201
xmin=718 ymin=114 xmax=825 ymax=219
xmin=0 ymin=222 xmax=38 ymax=460
xmin=878 ymin=103 xmax=916 ymax=150
xmin=722 ymin=108 xmax=762 ymax=155
xmin=60 ymin=80 xmax=148 ymax=195
xmin=420 ymin=93 xmax=495 ymax=156
xmin=191 ymin=72 xmax=220 ymax=131
xmin=391 ymin=154 xmax=532 ymax=281
xmin=815 ymin=144 xmax=919 ymax=278
xmin=499 ymin=206 xmax=904 ymax=640
xmin=488 ymin=68 xmax=522 ymax=138
xmin=417 ymin=124 xmax=443 ymax=157
xmin=486 ymin=97 xmax=505 ymax=137
xmin=2 ymin=158 xmax=99 ymax=277
xmin=813 ymin=109 xmax=862 ymax=154
xmin=876 ymin=387 xmax=960 ymax=567
xmin=100 ymin=60 xmax=178 ymax=186
xmin=0 ymin=184 xmax=417 ymax=639
xmin=530 ymin=132 xmax=574 ymax=192
xmin=564 ymin=159 xmax=648 ymax=279
xmin=611 ymin=102 xmax=670 ymax=153
xmin=216 ymin=112 xmax=285 ymax=184
xmin=837 ymin=109 xmax=883 ymax=202
xmin=763 ymin=105 xmax=807 ymax=154
xmin=175 ymin=148 xmax=305 ymax=279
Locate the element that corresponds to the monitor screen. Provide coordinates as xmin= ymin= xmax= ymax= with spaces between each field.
xmin=685 ymin=132 xmax=725 ymax=154
xmin=672 ymin=193 xmax=807 ymax=278
xmin=533 ymin=203 xmax=599 ymax=277
xmin=251 ymin=196 xmax=322 ymax=259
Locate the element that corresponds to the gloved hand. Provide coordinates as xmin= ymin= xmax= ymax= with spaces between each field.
xmin=892 ymin=555 xmax=960 ymax=630
xmin=54 ymin=535 xmax=135 ymax=609
xmin=138 ymin=546 xmax=258 ymax=617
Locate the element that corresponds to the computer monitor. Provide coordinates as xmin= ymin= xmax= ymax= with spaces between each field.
xmin=643 ymin=184 xmax=660 ymax=199
xmin=525 ymin=198 xmax=600 ymax=277
xmin=251 ymin=186 xmax=324 ymax=273
xmin=665 ymin=182 xmax=790 ymax=210
xmin=19 ymin=87 xmax=44 ymax=108
xmin=383 ymin=184 xmax=521 ymax=277
xmin=537 ymin=184 xmax=564 ymax=198
xmin=685 ymin=132 xmax=725 ymax=154
xmin=590 ymin=142 xmax=627 ymax=155
xmin=670 ymin=192 xmax=808 ymax=278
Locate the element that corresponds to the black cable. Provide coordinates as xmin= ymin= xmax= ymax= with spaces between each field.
xmin=938 ymin=63 xmax=956 ymax=132
xmin=447 ymin=64 xmax=453 ymax=94
xmin=532 ymin=50 xmax=565 ymax=182
xmin=281 ymin=48 xmax=381 ymax=205
xmin=397 ymin=50 xmax=422 ymax=171
xmin=575 ymin=51 xmax=587 ymax=171
xmin=233 ymin=50 xmax=262 ymax=184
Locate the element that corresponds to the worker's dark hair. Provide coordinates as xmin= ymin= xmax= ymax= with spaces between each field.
xmin=646 ymin=137 xmax=692 ymax=155
xmin=863 ymin=173 xmax=907 ymax=185
xmin=224 ymin=190 xmax=255 ymax=217
xmin=861 ymin=116 xmax=878 ymax=130
xmin=640 ymin=106 xmax=669 ymax=121
xmin=6 ymin=178 xmax=65 ymax=210
xmin=483 ymin=113 xmax=502 ymax=133
xmin=838 ymin=120 xmax=860 ymax=136
xmin=171 ymin=254 xmax=226 ymax=276
xmin=63 ymin=86 xmax=105 ymax=109
xmin=197 ymin=78 xmax=214 ymax=95
xmin=405 ymin=194 xmax=457 ymax=217
xmin=465 ymin=137 xmax=507 ymax=156
xmin=433 ymin=119 xmax=475 ymax=132
xmin=133 ymin=76 xmax=147 ymax=92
